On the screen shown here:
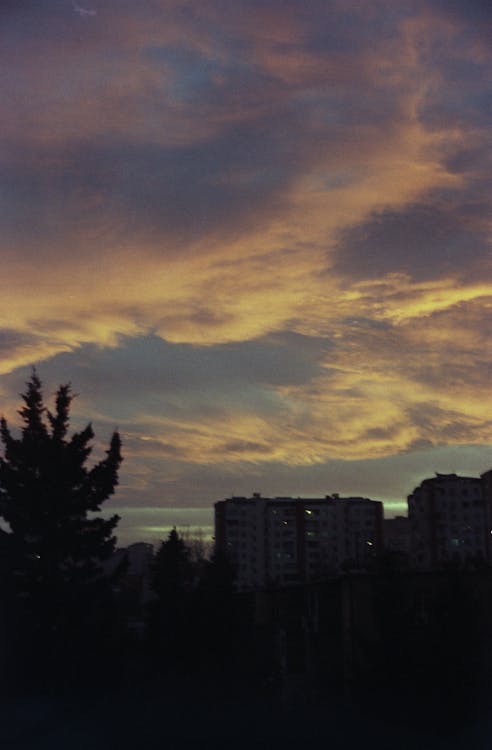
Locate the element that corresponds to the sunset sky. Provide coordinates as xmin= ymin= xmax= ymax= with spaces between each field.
xmin=1 ymin=0 xmax=491 ymax=545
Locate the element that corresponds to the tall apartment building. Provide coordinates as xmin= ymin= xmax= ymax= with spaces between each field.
xmin=215 ymin=493 xmax=383 ymax=590
xmin=408 ymin=472 xmax=492 ymax=569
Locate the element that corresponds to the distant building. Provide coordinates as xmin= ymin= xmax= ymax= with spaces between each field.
xmin=408 ymin=472 xmax=492 ymax=569
xmin=215 ymin=493 xmax=383 ymax=590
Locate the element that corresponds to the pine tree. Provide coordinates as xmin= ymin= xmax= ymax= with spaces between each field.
xmin=152 ymin=528 xmax=193 ymax=600
xmin=0 ymin=371 xmax=123 ymax=688
xmin=149 ymin=528 xmax=195 ymax=671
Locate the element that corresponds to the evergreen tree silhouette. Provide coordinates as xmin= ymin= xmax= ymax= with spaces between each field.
xmin=0 ymin=371 xmax=122 ymax=690
xmin=193 ymin=545 xmax=255 ymax=678
xmin=152 ymin=528 xmax=193 ymax=600
xmin=149 ymin=528 xmax=195 ymax=672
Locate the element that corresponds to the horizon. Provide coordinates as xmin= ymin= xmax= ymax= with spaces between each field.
xmin=107 ymin=469 xmax=486 ymax=547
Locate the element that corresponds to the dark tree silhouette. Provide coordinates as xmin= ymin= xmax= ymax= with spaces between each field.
xmin=152 ymin=528 xmax=194 ymax=600
xmin=148 ymin=528 xmax=196 ymax=673
xmin=0 ymin=371 xmax=123 ymax=690
xmin=191 ymin=545 xmax=257 ymax=681
xmin=148 ymin=532 xmax=253 ymax=682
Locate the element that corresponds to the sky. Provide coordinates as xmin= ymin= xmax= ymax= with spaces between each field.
xmin=1 ymin=0 xmax=491 ymax=546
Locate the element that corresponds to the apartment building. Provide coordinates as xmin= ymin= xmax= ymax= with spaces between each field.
xmin=408 ymin=472 xmax=492 ymax=569
xmin=215 ymin=493 xmax=383 ymax=590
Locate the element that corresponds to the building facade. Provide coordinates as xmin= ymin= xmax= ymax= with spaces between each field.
xmin=215 ymin=493 xmax=383 ymax=590
xmin=408 ymin=472 xmax=492 ymax=569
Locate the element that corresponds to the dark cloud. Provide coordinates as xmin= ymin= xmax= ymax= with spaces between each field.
xmin=444 ymin=147 xmax=490 ymax=176
xmin=124 ymin=436 xmax=187 ymax=460
xmin=410 ymin=360 xmax=492 ymax=393
xmin=221 ymin=439 xmax=274 ymax=456
xmin=405 ymin=402 xmax=492 ymax=444
xmin=362 ymin=426 xmax=401 ymax=442
xmin=0 ymin=0 xmax=419 ymax=261
xmin=418 ymin=58 xmax=492 ymax=132
xmin=1 ymin=107 xmax=309 ymax=258
xmin=0 ymin=329 xmax=38 ymax=354
xmin=0 ymin=329 xmax=57 ymax=374
xmin=2 ymin=332 xmax=329 ymax=423
xmin=146 ymin=44 xmax=286 ymax=109
xmin=428 ymin=0 xmax=492 ymax=24
xmin=333 ymin=202 xmax=491 ymax=282
xmin=108 ymin=333 xmax=326 ymax=389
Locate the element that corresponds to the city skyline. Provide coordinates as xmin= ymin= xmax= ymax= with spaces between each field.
xmin=1 ymin=1 xmax=492 ymax=541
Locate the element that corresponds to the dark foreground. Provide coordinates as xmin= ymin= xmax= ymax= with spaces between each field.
xmin=3 ymin=675 xmax=492 ymax=750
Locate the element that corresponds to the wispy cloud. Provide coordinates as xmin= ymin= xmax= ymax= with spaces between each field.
xmin=72 ymin=2 xmax=96 ymax=18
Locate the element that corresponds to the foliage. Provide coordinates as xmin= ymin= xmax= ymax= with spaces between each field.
xmin=0 ymin=371 xmax=123 ymax=688
xmin=152 ymin=527 xmax=194 ymax=600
